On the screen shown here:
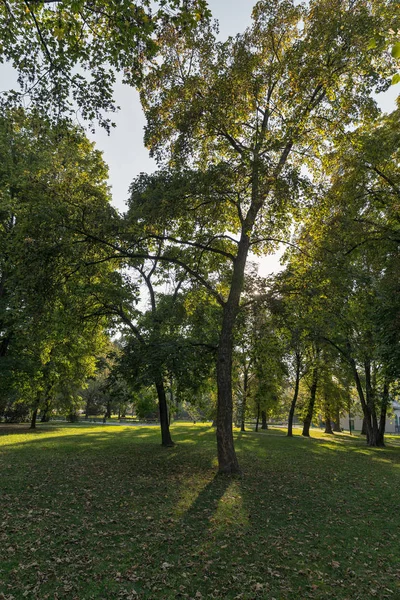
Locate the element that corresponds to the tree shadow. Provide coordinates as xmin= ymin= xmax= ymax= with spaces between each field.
xmin=0 ymin=424 xmax=63 ymax=436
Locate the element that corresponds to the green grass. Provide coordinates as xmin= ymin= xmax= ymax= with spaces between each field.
xmin=1 ymin=423 xmax=399 ymax=600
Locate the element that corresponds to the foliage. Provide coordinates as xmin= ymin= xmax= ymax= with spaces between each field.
xmin=276 ymin=106 xmax=400 ymax=444
xmin=0 ymin=110 xmax=114 ymax=420
xmin=133 ymin=388 xmax=159 ymax=420
xmin=127 ymin=0 xmax=397 ymax=471
xmin=0 ymin=0 xmax=211 ymax=129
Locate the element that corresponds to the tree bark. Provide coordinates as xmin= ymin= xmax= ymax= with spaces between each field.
xmin=261 ymin=410 xmax=268 ymax=430
xmin=349 ymin=355 xmax=382 ymax=446
xmin=324 ymin=399 xmax=334 ymax=434
xmin=333 ymin=406 xmax=341 ymax=432
xmin=155 ymin=378 xmax=174 ymax=447
xmin=216 ymin=316 xmax=240 ymax=472
xmin=40 ymin=409 xmax=50 ymax=422
xmin=287 ymin=352 xmax=301 ymax=437
xmin=40 ymin=395 xmax=52 ymax=422
xmin=240 ymin=369 xmax=248 ymax=432
xmin=377 ymin=380 xmax=390 ymax=447
xmin=361 ymin=416 xmax=367 ymax=435
xmin=302 ymin=365 xmax=319 ymax=437
xmin=364 ymin=359 xmax=379 ymax=445
xmin=216 ymin=242 xmax=250 ymax=474
xmin=105 ymin=400 xmax=112 ymax=419
xmin=30 ymin=402 xmax=39 ymax=429
xmin=255 ymin=403 xmax=260 ymax=432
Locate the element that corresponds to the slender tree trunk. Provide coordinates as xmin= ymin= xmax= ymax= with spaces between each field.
xmin=261 ymin=411 xmax=268 ymax=430
xmin=349 ymin=354 xmax=374 ymax=443
xmin=288 ymin=352 xmax=301 ymax=437
xmin=155 ymin=378 xmax=174 ymax=447
xmin=377 ymin=380 xmax=390 ymax=447
xmin=240 ymin=412 xmax=245 ymax=431
xmin=105 ymin=400 xmax=112 ymax=419
xmin=255 ymin=402 xmax=260 ymax=432
xmin=324 ymin=399 xmax=334 ymax=434
xmin=30 ymin=394 xmax=41 ymax=429
xmin=240 ymin=370 xmax=248 ymax=432
xmin=364 ymin=359 xmax=379 ymax=446
xmin=302 ymin=365 xmax=319 ymax=437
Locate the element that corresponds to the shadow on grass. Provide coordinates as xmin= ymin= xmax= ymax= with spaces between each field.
xmin=0 ymin=424 xmax=63 ymax=437
xmin=2 ymin=423 xmax=400 ymax=599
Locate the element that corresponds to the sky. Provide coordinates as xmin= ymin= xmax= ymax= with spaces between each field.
xmin=1 ymin=0 xmax=398 ymax=275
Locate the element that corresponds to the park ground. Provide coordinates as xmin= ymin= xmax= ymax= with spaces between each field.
xmin=1 ymin=423 xmax=399 ymax=600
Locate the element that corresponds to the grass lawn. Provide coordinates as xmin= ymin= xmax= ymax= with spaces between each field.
xmin=1 ymin=423 xmax=399 ymax=600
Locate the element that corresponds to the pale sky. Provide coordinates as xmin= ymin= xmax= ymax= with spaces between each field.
xmin=1 ymin=0 xmax=398 ymax=275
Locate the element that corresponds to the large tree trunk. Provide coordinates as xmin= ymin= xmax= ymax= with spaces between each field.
xmin=215 ymin=236 xmax=251 ymax=474
xmin=333 ymin=406 xmax=341 ymax=432
xmin=361 ymin=416 xmax=367 ymax=435
xmin=155 ymin=378 xmax=174 ymax=447
xmin=302 ymin=365 xmax=319 ymax=437
xmin=30 ymin=408 xmax=38 ymax=429
xmin=216 ymin=314 xmax=240 ymax=473
xmin=287 ymin=352 xmax=301 ymax=437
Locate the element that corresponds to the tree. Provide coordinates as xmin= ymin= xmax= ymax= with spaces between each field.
xmin=278 ymin=105 xmax=400 ymax=446
xmin=94 ymin=256 xmax=218 ymax=445
xmin=0 ymin=109 xmax=114 ymax=422
xmin=0 ymin=0 xmax=210 ymax=128
xmin=115 ymin=0 xmax=395 ymax=473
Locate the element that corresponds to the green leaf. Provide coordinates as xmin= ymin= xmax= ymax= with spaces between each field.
xmin=392 ymin=73 xmax=400 ymax=85
xmin=392 ymin=42 xmax=400 ymax=59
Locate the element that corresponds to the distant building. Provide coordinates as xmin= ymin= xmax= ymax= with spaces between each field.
xmin=340 ymin=401 xmax=400 ymax=433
